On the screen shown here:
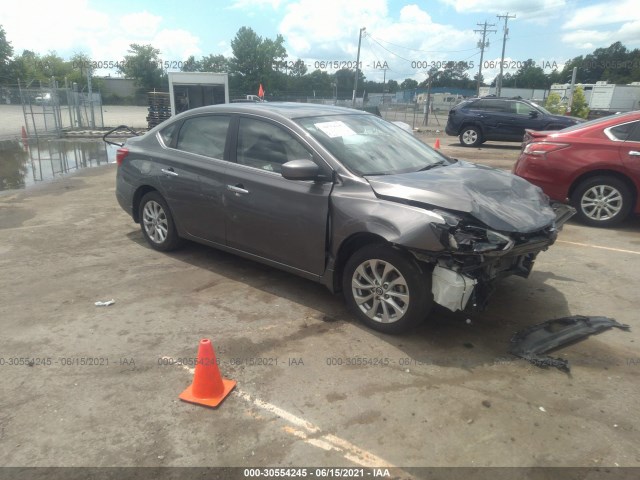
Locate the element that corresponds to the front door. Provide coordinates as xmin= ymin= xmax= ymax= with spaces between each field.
xmin=223 ymin=116 xmax=332 ymax=275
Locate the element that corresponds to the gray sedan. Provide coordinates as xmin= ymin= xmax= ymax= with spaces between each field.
xmin=115 ymin=103 xmax=573 ymax=333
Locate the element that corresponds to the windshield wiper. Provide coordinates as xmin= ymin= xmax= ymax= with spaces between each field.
xmin=416 ymin=160 xmax=446 ymax=172
xmin=364 ymin=172 xmax=394 ymax=176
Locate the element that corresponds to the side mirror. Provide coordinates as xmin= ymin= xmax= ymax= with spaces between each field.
xmin=529 ymin=111 xmax=539 ymax=118
xmin=281 ymin=159 xmax=321 ymax=181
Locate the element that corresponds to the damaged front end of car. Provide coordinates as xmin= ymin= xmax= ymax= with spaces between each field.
xmin=359 ymin=161 xmax=576 ymax=314
xmin=412 ymin=203 xmax=575 ymax=313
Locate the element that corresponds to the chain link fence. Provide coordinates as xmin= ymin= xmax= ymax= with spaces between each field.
xmin=15 ymin=81 xmax=104 ymax=138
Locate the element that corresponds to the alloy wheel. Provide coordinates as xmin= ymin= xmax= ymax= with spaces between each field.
xmin=580 ymin=185 xmax=623 ymax=221
xmin=142 ymin=200 xmax=169 ymax=244
xmin=351 ymin=259 xmax=410 ymax=324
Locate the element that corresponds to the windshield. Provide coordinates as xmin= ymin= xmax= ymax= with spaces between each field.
xmin=295 ymin=114 xmax=449 ymax=176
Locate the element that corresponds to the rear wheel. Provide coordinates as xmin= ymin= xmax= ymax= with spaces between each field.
xmin=342 ymin=245 xmax=433 ymax=334
xmin=571 ymin=176 xmax=633 ymax=227
xmin=459 ymin=126 xmax=482 ymax=147
xmin=138 ymin=191 xmax=183 ymax=251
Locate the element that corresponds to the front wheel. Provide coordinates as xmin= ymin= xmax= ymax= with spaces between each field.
xmin=342 ymin=245 xmax=433 ymax=334
xmin=459 ymin=126 xmax=482 ymax=147
xmin=138 ymin=191 xmax=183 ymax=251
xmin=571 ymin=176 xmax=633 ymax=228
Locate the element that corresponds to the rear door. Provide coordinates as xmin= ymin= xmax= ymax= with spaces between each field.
xmin=223 ymin=116 xmax=333 ymax=275
xmin=160 ymin=114 xmax=232 ymax=244
xmin=617 ymin=120 xmax=640 ymax=189
xmin=468 ymin=99 xmax=511 ymax=140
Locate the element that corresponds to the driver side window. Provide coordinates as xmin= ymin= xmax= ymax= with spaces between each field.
xmin=513 ymin=102 xmax=537 ymax=115
xmin=236 ymin=118 xmax=312 ymax=174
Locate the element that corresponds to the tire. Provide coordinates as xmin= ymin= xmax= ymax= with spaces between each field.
xmin=571 ymin=176 xmax=633 ymax=228
xmin=138 ymin=191 xmax=183 ymax=251
xmin=459 ymin=126 xmax=482 ymax=147
xmin=342 ymin=244 xmax=433 ymax=334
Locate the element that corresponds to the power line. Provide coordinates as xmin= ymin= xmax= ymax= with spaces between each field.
xmin=367 ymin=35 xmax=478 ymax=54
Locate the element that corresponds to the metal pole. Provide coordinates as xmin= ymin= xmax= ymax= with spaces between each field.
xmin=382 ymin=68 xmax=386 ymax=108
xmin=423 ymin=78 xmax=432 ymax=126
xmin=87 ymin=67 xmax=95 ymax=129
xmin=566 ymin=67 xmax=577 ymax=115
xmin=352 ymin=27 xmax=366 ymax=107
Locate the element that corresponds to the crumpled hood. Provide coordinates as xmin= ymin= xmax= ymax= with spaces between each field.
xmin=366 ymin=161 xmax=556 ymax=233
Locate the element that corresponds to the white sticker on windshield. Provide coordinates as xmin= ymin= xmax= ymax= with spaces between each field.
xmin=314 ymin=121 xmax=356 ymax=138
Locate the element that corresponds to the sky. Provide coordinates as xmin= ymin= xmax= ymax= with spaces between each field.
xmin=1 ymin=0 xmax=639 ymax=85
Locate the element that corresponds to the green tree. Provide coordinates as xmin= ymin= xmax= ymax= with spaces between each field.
xmin=6 ymin=50 xmax=72 ymax=86
xmin=400 ymin=78 xmax=418 ymax=90
xmin=304 ymin=69 xmax=333 ymax=97
xmin=560 ymin=42 xmax=640 ymax=84
xmin=181 ymin=55 xmax=199 ymax=72
xmin=334 ymin=68 xmax=365 ymax=100
xmin=182 ymin=54 xmax=229 ymax=73
xmin=544 ymin=92 xmax=565 ymax=114
xmin=502 ymin=59 xmax=549 ymax=88
xmin=386 ymin=79 xmax=399 ymax=93
xmin=571 ymin=86 xmax=589 ymax=118
xmin=117 ymin=44 xmax=165 ymax=91
xmin=229 ymin=27 xmax=287 ymax=94
xmin=287 ymin=58 xmax=307 ymax=77
xmin=420 ymin=62 xmax=475 ymax=90
xmin=0 ymin=25 xmax=13 ymax=85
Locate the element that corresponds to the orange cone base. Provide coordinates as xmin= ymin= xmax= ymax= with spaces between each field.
xmin=179 ymin=377 xmax=236 ymax=408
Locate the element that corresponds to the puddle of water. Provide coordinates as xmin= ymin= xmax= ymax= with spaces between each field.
xmin=0 ymin=138 xmax=119 ymax=191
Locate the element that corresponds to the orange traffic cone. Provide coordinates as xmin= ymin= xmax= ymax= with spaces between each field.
xmin=179 ymin=339 xmax=236 ymax=408
xmin=21 ymin=126 xmax=28 ymax=148
xmin=434 ymin=138 xmax=441 ymax=149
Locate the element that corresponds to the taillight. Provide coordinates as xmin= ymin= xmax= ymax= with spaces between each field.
xmin=116 ymin=147 xmax=129 ymax=166
xmin=522 ymin=142 xmax=569 ymax=156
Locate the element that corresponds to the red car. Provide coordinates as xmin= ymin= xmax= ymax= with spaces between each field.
xmin=514 ymin=111 xmax=640 ymax=227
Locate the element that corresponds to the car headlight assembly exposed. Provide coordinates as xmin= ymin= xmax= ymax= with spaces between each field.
xmin=433 ymin=218 xmax=514 ymax=254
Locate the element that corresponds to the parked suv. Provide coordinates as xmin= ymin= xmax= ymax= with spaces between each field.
xmin=445 ymin=97 xmax=583 ymax=147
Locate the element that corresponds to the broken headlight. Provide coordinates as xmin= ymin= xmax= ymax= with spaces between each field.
xmin=432 ymin=211 xmax=514 ymax=254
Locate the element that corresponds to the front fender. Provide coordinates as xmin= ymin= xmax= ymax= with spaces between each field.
xmin=330 ymin=193 xmax=446 ymax=255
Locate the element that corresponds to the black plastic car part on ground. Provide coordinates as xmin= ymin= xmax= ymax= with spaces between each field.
xmin=509 ymin=315 xmax=630 ymax=372
xmin=113 ymin=102 xmax=573 ymax=333
xmin=445 ymin=97 xmax=583 ymax=147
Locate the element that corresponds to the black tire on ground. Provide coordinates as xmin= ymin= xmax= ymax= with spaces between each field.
xmin=138 ymin=191 xmax=183 ymax=251
xmin=459 ymin=126 xmax=482 ymax=147
xmin=571 ymin=176 xmax=633 ymax=228
xmin=342 ymin=244 xmax=433 ymax=334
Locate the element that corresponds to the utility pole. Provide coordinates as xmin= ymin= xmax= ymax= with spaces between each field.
xmin=496 ymin=13 xmax=516 ymax=97
xmin=566 ymin=66 xmax=577 ymax=115
xmin=474 ymin=21 xmax=496 ymax=96
xmin=352 ymin=27 xmax=366 ymax=107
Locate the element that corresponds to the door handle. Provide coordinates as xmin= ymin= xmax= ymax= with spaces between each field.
xmin=629 ymin=151 xmax=640 ymax=156
xmin=161 ymin=168 xmax=179 ymax=176
xmin=227 ymin=184 xmax=249 ymax=194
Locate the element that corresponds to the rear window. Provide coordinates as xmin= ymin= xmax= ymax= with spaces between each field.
xmin=560 ymin=112 xmax=638 ymax=134
xmin=176 ymin=115 xmax=231 ymax=159
xmin=607 ymin=122 xmax=637 ymax=142
xmin=469 ymin=99 xmax=508 ymax=112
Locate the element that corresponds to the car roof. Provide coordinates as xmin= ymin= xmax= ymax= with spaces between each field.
xmin=176 ymin=102 xmax=366 ymax=120
xmin=474 ymin=96 xmax=532 ymax=102
xmin=552 ymin=110 xmax=640 ymax=134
